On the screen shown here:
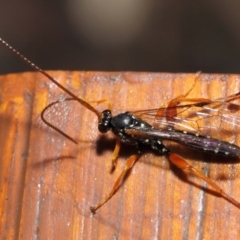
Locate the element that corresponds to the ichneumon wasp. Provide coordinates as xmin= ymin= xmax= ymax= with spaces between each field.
xmin=1 ymin=37 xmax=240 ymax=213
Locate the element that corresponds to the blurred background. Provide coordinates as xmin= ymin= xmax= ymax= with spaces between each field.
xmin=1 ymin=0 xmax=240 ymax=74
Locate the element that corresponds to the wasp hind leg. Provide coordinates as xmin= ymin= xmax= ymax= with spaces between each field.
xmin=167 ymin=72 xmax=211 ymax=108
xmin=168 ymin=153 xmax=240 ymax=209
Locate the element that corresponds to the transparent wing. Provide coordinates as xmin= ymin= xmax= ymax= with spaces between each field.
xmin=131 ymin=96 xmax=240 ymax=142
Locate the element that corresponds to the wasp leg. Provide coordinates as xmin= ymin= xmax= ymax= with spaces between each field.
xmin=169 ymin=97 xmax=211 ymax=106
xmin=168 ymin=72 xmax=199 ymax=105
xmin=167 ymin=72 xmax=209 ymax=106
xmin=90 ymin=154 xmax=139 ymax=213
xmin=155 ymin=73 xmax=210 ymax=122
xmin=167 ymin=72 xmax=211 ymax=111
xmin=111 ymin=138 xmax=121 ymax=171
xmin=168 ymin=153 xmax=240 ymax=209
xmin=220 ymin=91 xmax=240 ymax=103
xmin=85 ymin=99 xmax=112 ymax=112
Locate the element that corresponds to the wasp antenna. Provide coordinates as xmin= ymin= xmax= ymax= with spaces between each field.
xmin=0 ymin=37 xmax=101 ymax=120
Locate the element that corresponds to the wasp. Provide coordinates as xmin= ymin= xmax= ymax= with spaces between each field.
xmin=1 ymin=37 xmax=240 ymax=213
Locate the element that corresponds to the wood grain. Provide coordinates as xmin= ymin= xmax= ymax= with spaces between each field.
xmin=0 ymin=71 xmax=240 ymax=239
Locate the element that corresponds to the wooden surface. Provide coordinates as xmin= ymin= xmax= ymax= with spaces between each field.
xmin=0 ymin=71 xmax=240 ymax=239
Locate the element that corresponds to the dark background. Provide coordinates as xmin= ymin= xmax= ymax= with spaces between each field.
xmin=1 ymin=1 xmax=240 ymax=75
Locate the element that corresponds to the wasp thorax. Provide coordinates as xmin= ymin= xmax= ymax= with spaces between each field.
xmin=111 ymin=112 xmax=134 ymax=129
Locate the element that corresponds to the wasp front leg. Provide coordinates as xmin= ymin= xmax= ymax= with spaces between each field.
xmin=110 ymin=137 xmax=121 ymax=171
xmin=90 ymin=154 xmax=139 ymax=213
xmin=85 ymin=99 xmax=113 ymax=112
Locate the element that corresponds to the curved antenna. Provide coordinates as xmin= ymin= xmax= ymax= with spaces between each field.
xmin=41 ymin=98 xmax=79 ymax=144
xmin=0 ymin=37 xmax=101 ymax=121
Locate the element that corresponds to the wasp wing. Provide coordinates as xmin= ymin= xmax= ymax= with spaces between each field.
xmin=130 ymin=97 xmax=240 ymax=143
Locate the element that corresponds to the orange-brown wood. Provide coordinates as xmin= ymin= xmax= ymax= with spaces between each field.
xmin=0 ymin=71 xmax=240 ymax=239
